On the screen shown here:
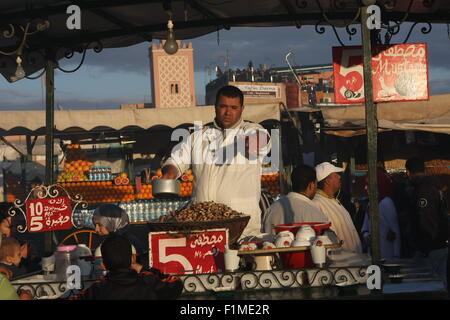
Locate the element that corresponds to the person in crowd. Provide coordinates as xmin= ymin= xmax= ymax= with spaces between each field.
xmin=0 ymin=233 xmax=33 ymax=300
xmin=361 ymin=168 xmax=401 ymax=261
xmin=313 ymin=162 xmax=363 ymax=253
xmin=0 ymin=202 xmax=13 ymax=238
xmin=405 ymin=157 xmax=448 ymax=286
xmin=0 ymin=235 xmax=28 ymax=278
xmin=263 ymin=164 xmax=329 ymax=234
xmin=161 ymin=85 xmax=271 ymax=239
xmin=390 ymin=173 xmax=416 ymax=258
xmin=92 ymin=203 xmax=146 ymax=255
xmin=69 ymin=235 xmax=183 ymax=300
xmin=0 ymin=202 xmax=39 ymax=272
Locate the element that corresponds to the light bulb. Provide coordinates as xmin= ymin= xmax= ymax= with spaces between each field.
xmin=163 ymin=19 xmax=178 ymax=55
xmin=15 ymin=56 xmax=25 ymax=79
xmin=163 ymin=31 xmax=178 ymax=55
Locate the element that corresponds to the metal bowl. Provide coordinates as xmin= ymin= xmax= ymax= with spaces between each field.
xmin=151 ymin=179 xmax=180 ymax=198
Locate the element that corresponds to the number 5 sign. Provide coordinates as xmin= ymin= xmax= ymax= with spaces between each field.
xmin=149 ymin=228 xmax=228 ymax=275
xmin=26 ymin=197 xmax=73 ymax=232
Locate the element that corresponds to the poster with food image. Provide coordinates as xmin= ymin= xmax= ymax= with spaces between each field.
xmin=333 ymin=43 xmax=429 ymax=104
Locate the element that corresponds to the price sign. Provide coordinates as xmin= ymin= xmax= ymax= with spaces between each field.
xmin=333 ymin=43 xmax=429 ymax=104
xmin=149 ymin=228 xmax=228 ymax=275
xmin=26 ymin=197 xmax=73 ymax=232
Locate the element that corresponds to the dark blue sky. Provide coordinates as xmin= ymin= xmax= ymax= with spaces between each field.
xmin=0 ymin=23 xmax=449 ymax=110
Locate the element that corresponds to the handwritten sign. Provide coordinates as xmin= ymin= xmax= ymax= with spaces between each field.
xmin=26 ymin=197 xmax=73 ymax=232
xmin=149 ymin=228 xmax=228 ymax=275
xmin=333 ymin=43 xmax=429 ymax=104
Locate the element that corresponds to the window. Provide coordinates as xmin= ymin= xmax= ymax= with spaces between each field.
xmin=170 ymin=82 xmax=180 ymax=94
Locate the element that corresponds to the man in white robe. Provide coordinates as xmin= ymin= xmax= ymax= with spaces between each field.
xmin=312 ymin=162 xmax=362 ymax=254
xmin=263 ymin=165 xmax=329 ymax=234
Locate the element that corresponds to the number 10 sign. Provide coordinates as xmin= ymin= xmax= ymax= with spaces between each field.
xmin=149 ymin=228 xmax=228 ymax=275
xmin=26 ymin=197 xmax=73 ymax=232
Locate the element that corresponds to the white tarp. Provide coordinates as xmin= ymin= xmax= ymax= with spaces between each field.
xmin=0 ymin=104 xmax=280 ymax=134
xmin=321 ymin=94 xmax=450 ymax=135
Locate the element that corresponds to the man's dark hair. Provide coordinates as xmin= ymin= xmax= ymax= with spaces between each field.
xmin=101 ymin=235 xmax=132 ymax=271
xmin=0 ymin=202 xmax=13 ymax=223
xmin=317 ymin=180 xmax=325 ymax=190
xmin=405 ymin=157 xmax=425 ymax=174
xmin=215 ymin=85 xmax=244 ymax=107
xmin=291 ymin=165 xmax=317 ymax=192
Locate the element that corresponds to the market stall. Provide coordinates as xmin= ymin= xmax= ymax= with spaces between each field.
xmin=2 ymin=0 xmax=449 ymax=301
xmin=1 ymin=103 xmax=283 ymax=242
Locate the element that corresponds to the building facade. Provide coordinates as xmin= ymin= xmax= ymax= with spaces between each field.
xmin=149 ymin=40 xmax=196 ymax=108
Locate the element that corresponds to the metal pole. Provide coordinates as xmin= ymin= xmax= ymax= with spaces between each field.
xmin=360 ymin=6 xmax=381 ymax=265
xmin=44 ymin=52 xmax=56 ymax=254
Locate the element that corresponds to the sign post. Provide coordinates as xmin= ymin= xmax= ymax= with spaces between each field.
xmin=360 ymin=6 xmax=381 ymax=266
xmin=8 ymin=184 xmax=87 ymax=237
xmin=149 ymin=228 xmax=229 ymax=275
xmin=332 ymin=43 xmax=429 ymax=104
xmin=26 ymin=197 xmax=73 ymax=233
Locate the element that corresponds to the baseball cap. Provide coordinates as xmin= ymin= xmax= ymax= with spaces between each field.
xmin=315 ymin=162 xmax=345 ymax=182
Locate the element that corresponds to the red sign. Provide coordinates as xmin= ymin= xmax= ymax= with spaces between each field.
xmin=26 ymin=197 xmax=73 ymax=232
xmin=149 ymin=228 xmax=228 ymax=275
xmin=333 ymin=43 xmax=429 ymax=104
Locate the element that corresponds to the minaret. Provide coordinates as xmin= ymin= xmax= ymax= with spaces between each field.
xmin=149 ymin=40 xmax=196 ymax=108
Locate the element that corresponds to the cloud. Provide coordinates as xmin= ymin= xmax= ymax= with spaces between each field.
xmin=51 ymin=23 xmax=450 ymax=78
xmin=429 ymin=79 xmax=450 ymax=95
xmin=0 ymin=94 xmax=130 ymax=110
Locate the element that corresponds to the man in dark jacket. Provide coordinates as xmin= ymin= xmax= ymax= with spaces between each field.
xmin=406 ymin=157 xmax=448 ymax=287
xmin=70 ymin=235 xmax=183 ymax=300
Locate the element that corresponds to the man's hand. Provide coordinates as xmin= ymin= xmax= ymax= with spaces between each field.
xmin=161 ymin=165 xmax=179 ymax=179
xmin=0 ymin=265 xmax=13 ymax=280
xmin=240 ymin=130 xmax=269 ymax=158
xmin=131 ymin=262 xmax=143 ymax=274
xmin=18 ymin=289 xmax=33 ymax=300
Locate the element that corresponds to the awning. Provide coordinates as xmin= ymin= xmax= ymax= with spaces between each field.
xmin=321 ymin=94 xmax=450 ymax=136
xmin=0 ymin=103 xmax=280 ymax=135
xmin=1 ymin=1 xmax=448 ymax=81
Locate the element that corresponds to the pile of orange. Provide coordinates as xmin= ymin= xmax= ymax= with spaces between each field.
xmin=180 ymin=182 xmax=193 ymax=197
xmin=58 ymin=180 xmax=193 ymax=204
xmin=64 ymin=160 xmax=94 ymax=173
xmin=59 ymin=181 xmax=136 ymax=203
xmin=136 ymin=184 xmax=154 ymax=200
xmin=261 ymin=172 xmax=280 ymax=194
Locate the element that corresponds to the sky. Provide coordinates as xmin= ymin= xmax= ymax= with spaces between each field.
xmin=0 ymin=22 xmax=449 ymax=110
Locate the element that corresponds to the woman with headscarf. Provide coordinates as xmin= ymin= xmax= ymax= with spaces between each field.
xmin=361 ymin=168 xmax=401 ymax=261
xmin=92 ymin=204 xmax=146 ymax=262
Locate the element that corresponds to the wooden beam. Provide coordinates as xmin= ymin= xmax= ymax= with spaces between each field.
xmin=0 ymin=136 xmax=25 ymax=156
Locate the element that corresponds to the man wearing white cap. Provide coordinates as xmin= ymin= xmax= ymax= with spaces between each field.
xmin=313 ymin=162 xmax=362 ymax=254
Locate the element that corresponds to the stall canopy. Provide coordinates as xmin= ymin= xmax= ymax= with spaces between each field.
xmin=0 ymin=103 xmax=280 ymax=135
xmin=321 ymin=94 xmax=450 ymax=136
xmin=1 ymin=0 xmax=449 ymax=81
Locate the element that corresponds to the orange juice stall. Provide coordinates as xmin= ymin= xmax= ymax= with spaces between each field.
xmin=1 ymin=104 xmax=282 ymax=242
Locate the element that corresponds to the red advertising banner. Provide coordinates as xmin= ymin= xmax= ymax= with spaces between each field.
xmin=26 ymin=197 xmax=73 ymax=232
xmin=149 ymin=228 xmax=228 ymax=275
xmin=333 ymin=43 xmax=429 ymax=104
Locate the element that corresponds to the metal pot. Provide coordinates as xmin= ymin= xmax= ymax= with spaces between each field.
xmin=152 ymin=179 xmax=180 ymax=198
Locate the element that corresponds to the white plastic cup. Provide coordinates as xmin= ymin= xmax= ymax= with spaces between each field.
xmin=41 ymin=254 xmax=56 ymax=273
xmin=224 ymin=249 xmax=240 ymax=272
